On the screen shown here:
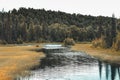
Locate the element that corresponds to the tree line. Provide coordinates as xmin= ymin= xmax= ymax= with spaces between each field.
xmin=0 ymin=7 xmax=120 ymax=49
xmin=92 ymin=14 xmax=120 ymax=50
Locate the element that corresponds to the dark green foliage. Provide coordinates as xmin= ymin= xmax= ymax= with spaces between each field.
xmin=92 ymin=14 xmax=120 ymax=50
xmin=111 ymin=14 xmax=117 ymax=39
xmin=0 ymin=8 xmax=119 ymax=44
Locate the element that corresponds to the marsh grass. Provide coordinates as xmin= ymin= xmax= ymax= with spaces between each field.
xmin=72 ymin=43 xmax=120 ymax=64
xmin=0 ymin=45 xmax=45 ymax=80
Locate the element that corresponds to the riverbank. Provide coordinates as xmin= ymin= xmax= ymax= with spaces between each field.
xmin=0 ymin=44 xmax=45 ymax=80
xmin=72 ymin=43 xmax=120 ymax=64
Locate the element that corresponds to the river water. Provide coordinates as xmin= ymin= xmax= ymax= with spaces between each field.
xmin=19 ymin=44 xmax=120 ymax=80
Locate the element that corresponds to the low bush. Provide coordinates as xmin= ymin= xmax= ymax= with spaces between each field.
xmin=113 ymin=32 xmax=120 ymax=51
xmin=0 ymin=40 xmax=7 ymax=44
xmin=64 ymin=38 xmax=75 ymax=46
xmin=36 ymin=45 xmax=39 ymax=47
xmin=92 ymin=38 xmax=101 ymax=48
xmin=16 ymin=38 xmax=23 ymax=44
xmin=92 ymin=36 xmax=108 ymax=48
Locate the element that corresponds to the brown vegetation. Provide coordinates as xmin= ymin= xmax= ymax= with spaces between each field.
xmin=92 ymin=31 xmax=120 ymax=51
xmin=64 ymin=38 xmax=75 ymax=46
xmin=112 ymin=32 xmax=120 ymax=51
xmin=72 ymin=43 xmax=120 ymax=64
xmin=0 ymin=45 xmax=45 ymax=80
xmin=92 ymin=36 xmax=108 ymax=48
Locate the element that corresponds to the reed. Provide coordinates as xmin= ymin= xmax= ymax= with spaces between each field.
xmin=0 ymin=45 xmax=45 ymax=80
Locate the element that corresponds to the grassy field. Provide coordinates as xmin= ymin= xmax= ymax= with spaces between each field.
xmin=0 ymin=44 xmax=45 ymax=80
xmin=72 ymin=43 xmax=120 ymax=64
xmin=1 ymin=43 xmax=120 ymax=80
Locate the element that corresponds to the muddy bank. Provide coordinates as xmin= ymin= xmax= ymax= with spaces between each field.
xmin=72 ymin=43 xmax=120 ymax=65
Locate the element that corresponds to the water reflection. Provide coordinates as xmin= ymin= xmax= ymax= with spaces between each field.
xmin=105 ymin=64 xmax=109 ymax=80
xmin=19 ymin=45 xmax=120 ymax=80
xmin=98 ymin=61 xmax=120 ymax=80
xmin=98 ymin=61 xmax=102 ymax=79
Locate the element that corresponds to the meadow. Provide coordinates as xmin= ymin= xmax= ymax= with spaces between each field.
xmin=0 ymin=44 xmax=45 ymax=80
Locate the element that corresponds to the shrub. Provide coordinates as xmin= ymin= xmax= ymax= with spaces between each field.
xmin=92 ymin=36 xmax=108 ymax=48
xmin=0 ymin=40 xmax=7 ymax=44
xmin=99 ymin=36 xmax=108 ymax=48
xmin=16 ymin=38 xmax=23 ymax=44
xmin=113 ymin=32 xmax=120 ymax=51
xmin=92 ymin=38 xmax=101 ymax=48
xmin=113 ymin=40 xmax=120 ymax=51
xmin=36 ymin=45 xmax=39 ymax=47
xmin=64 ymin=38 xmax=75 ymax=46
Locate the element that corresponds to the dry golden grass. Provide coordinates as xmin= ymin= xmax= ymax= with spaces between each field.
xmin=72 ymin=43 xmax=120 ymax=64
xmin=0 ymin=45 xmax=45 ymax=80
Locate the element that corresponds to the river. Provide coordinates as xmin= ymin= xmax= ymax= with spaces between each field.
xmin=19 ymin=44 xmax=120 ymax=80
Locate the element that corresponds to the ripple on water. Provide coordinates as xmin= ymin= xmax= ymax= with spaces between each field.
xmin=19 ymin=44 xmax=120 ymax=80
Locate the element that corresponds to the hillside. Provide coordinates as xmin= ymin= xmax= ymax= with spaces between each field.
xmin=0 ymin=7 xmax=119 ymax=43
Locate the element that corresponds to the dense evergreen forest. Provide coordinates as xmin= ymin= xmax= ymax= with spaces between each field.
xmin=0 ymin=7 xmax=120 ymax=50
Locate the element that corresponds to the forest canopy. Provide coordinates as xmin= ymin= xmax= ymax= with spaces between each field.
xmin=0 ymin=7 xmax=120 ymax=47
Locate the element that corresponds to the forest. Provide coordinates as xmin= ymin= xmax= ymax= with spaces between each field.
xmin=0 ymin=7 xmax=120 ymax=50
